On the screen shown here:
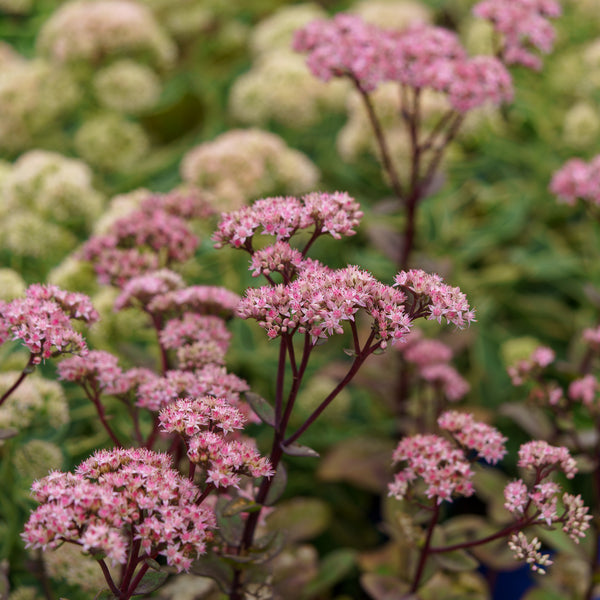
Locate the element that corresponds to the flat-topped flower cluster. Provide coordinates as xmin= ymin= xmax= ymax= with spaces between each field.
xmin=293 ymin=14 xmax=513 ymax=112
xmin=0 ymin=284 xmax=98 ymax=363
xmin=22 ymin=448 xmax=215 ymax=572
xmin=473 ymin=0 xmax=561 ymax=70
xmin=389 ymin=411 xmax=507 ymax=504
xmin=212 ymin=191 xmax=363 ymax=250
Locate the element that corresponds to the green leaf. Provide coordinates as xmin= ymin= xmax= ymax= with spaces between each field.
xmin=250 ymin=531 xmax=285 ymax=564
xmin=132 ymin=569 xmax=168 ymax=595
xmin=265 ymin=498 xmax=331 ymax=543
xmin=432 ymin=549 xmax=479 ymax=573
xmin=216 ymin=497 xmax=244 ymax=546
xmin=222 ymin=496 xmax=261 ymax=517
xmin=281 ymin=442 xmax=320 ymax=458
xmin=301 ymin=549 xmax=357 ymax=599
xmin=264 ymin=463 xmax=287 ymax=506
xmin=521 ymin=588 xmax=565 ymax=600
xmin=244 ymin=392 xmax=275 ymax=427
xmin=144 ymin=557 xmax=162 ymax=571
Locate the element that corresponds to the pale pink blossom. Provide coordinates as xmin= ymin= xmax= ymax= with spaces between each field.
xmin=58 ymin=350 xmax=124 ymax=394
xmin=147 ymin=286 xmax=241 ymax=318
xmin=159 ymin=396 xmax=246 ymax=436
xmin=81 ymin=191 xmax=203 ymax=286
xmin=294 ymin=17 xmax=513 ymax=111
xmin=22 ymin=448 xmax=215 ymax=571
xmin=568 ymin=374 xmax=598 ymax=408
xmin=389 ymin=434 xmax=475 ymax=504
xmin=186 ymin=432 xmax=273 ymax=489
xmin=401 ymin=334 xmax=453 ymax=367
xmin=518 ymin=441 xmax=577 ymax=479
xmin=583 ymin=325 xmax=600 ymax=348
xmin=250 ymin=241 xmax=305 ymax=279
xmin=394 ymin=269 xmax=475 ymax=328
xmin=212 ymin=192 xmax=363 ymax=250
xmin=507 ymin=345 xmax=555 ymax=385
xmin=238 ymin=262 xmax=411 ymax=345
xmin=1 ymin=285 xmax=97 ymax=363
xmin=550 ymin=156 xmax=600 ymax=206
xmin=504 ymin=480 xmax=528 ymax=514
xmin=292 ymin=13 xmax=388 ymax=91
xmin=438 ymin=411 xmax=507 ymax=463
xmin=562 ymin=494 xmax=593 ymax=543
xmin=421 ymin=364 xmax=470 ymax=401
xmin=473 ymin=0 xmax=561 ymax=70
xmin=508 ymin=532 xmax=553 ymax=573
xmin=114 ymin=269 xmax=184 ymax=311
xmin=160 ymin=314 xmax=231 ymax=352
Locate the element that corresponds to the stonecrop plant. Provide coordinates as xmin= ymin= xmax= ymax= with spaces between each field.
xmin=2 ymin=1 xmax=600 ymax=600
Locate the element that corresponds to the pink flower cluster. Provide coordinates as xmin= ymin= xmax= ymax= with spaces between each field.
xmin=293 ymin=15 xmax=513 ymax=112
xmin=238 ymin=262 xmax=411 ymax=346
xmin=292 ymin=13 xmax=387 ymax=92
xmin=398 ymin=332 xmax=469 ymax=401
xmin=473 ymin=0 xmax=561 ymax=70
xmin=549 ymin=156 xmax=600 ymax=206
xmin=517 ymin=440 xmax=577 ymax=479
xmin=250 ymin=241 xmax=305 ymax=280
xmin=212 ymin=192 xmax=363 ymax=250
xmin=389 ymin=434 xmax=474 ymax=504
xmin=389 ymin=412 xmax=508 ymax=504
xmin=160 ymin=313 xmax=232 ymax=370
xmin=22 ymin=448 xmax=215 ymax=572
xmin=568 ymin=374 xmax=599 ymax=409
xmin=81 ymin=191 xmax=204 ymax=286
xmin=503 ymin=441 xmax=591 ymax=571
xmin=113 ymin=269 xmax=185 ymax=311
xmin=159 ymin=397 xmax=273 ymax=488
xmin=583 ymin=324 xmax=600 ymax=348
xmin=0 ymin=285 xmax=98 ymax=363
xmin=126 ymin=367 xmax=252 ymax=422
xmin=58 ymin=350 xmax=126 ymax=394
xmin=394 ymin=269 xmax=476 ymax=328
xmin=147 ymin=285 xmax=241 ymax=318
xmin=438 ymin=410 xmax=507 ymax=463
xmin=507 ymin=345 xmax=555 ymax=386
xmin=508 ymin=532 xmax=553 ymax=574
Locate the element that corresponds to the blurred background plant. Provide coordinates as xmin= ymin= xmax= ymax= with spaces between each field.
xmin=2 ymin=0 xmax=600 ymax=598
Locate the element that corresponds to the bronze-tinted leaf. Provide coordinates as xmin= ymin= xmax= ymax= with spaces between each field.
xmin=265 ymin=498 xmax=331 ymax=543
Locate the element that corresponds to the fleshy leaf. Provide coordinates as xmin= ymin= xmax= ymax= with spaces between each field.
xmin=318 ymin=436 xmax=395 ymax=493
xmin=264 ymin=463 xmax=287 ymax=506
xmin=132 ymin=569 xmax=168 ymax=595
xmin=216 ymin=497 xmax=244 ymax=546
xmin=190 ymin=552 xmax=234 ymax=593
xmin=265 ymin=498 xmax=331 ymax=543
xmin=281 ymin=442 xmax=319 ymax=458
xmin=360 ymin=573 xmax=412 ymax=600
xmin=300 ymin=549 xmax=357 ymax=599
xmin=223 ymin=496 xmax=261 ymax=517
xmin=245 ymin=392 xmax=275 ymax=427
